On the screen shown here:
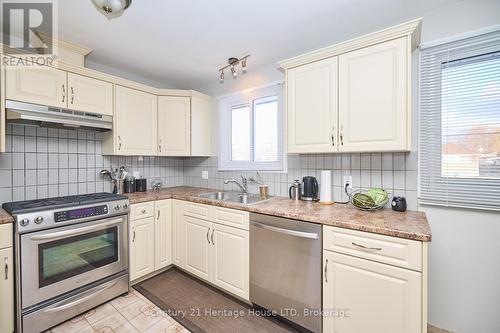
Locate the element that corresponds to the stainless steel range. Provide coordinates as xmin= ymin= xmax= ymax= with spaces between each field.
xmin=3 ymin=193 xmax=130 ymax=333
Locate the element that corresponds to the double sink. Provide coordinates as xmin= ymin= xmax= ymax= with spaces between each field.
xmin=197 ymin=191 xmax=270 ymax=205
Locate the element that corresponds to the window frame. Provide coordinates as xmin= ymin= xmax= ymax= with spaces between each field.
xmin=218 ymin=83 xmax=285 ymax=171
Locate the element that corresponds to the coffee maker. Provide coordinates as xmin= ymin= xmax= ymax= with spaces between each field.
xmin=301 ymin=176 xmax=319 ymax=201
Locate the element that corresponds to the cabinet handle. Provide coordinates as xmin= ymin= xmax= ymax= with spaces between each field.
xmin=132 ymin=230 xmax=136 ymax=242
xmin=211 ymin=229 xmax=215 ymax=245
xmin=331 ymin=127 xmax=335 ymax=146
xmin=62 ymin=85 xmax=66 ymax=103
xmin=206 ymin=228 xmax=210 ymax=244
xmin=159 ymin=139 xmax=162 ymax=153
xmin=340 ymin=125 xmax=344 ymax=146
xmin=118 ymin=136 xmax=122 ymax=150
xmin=352 ymin=242 xmax=382 ymax=251
xmin=157 ymin=209 xmax=160 ymax=220
xmin=324 ymin=258 xmax=328 ymax=283
xmin=70 ymin=86 xmax=75 ymax=104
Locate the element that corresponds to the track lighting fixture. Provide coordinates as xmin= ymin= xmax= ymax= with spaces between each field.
xmin=218 ymin=55 xmax=250 ymax=83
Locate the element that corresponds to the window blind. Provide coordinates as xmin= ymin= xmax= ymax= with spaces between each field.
xmin=419 ymin=29 xmax=500 ymax=210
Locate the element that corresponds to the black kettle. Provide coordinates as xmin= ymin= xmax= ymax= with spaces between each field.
xmin=302 ymin=176 xmax=318 ymax=201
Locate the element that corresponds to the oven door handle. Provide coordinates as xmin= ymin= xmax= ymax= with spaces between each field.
xmin=43 ymin=280 xmax=117 ymax=313
xmin=30 ymin=218 xmax=125 ymax=241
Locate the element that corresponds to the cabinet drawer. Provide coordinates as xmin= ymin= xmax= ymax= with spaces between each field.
xmin=213 ymin=207 xmax=249 ymax=230
xmin=0 ymin=224 xmax=13 ymax=249
xmin=130 ymin=202 xmax=155 ymax=221
xmin=323 ymin=226 xmax=422 ymax=271
xmin=183 ymin=202 xmax=212 ymax=221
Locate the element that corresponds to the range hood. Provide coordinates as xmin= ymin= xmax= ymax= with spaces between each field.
xmin=5 ymin=100 xmax=113 ymax=131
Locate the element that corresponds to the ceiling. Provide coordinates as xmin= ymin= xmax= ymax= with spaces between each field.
xmin=58 ymin=0 xmax=458 ymax=89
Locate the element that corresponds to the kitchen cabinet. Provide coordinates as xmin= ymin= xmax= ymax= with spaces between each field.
xmin=110 ymin=85 xmax=158 ymax=156
xmin=67 ymin=73 xmax=113 ymax=116
xmin=181 ymin=202 xmax=250 ymax=300
xmin=158 ymin=96 xmax=191 ymax=156
xmin=6 ymin=67 xmax=113 ymax=117
xmin=191 ymin=93 xmax=214 ymax=156
xmin=6 ymin=66 xmax=67 ymax=108
xmin=183 ymin=215 xmax=212 ymax=281
xmin=172 ymin=200 xmax=185 ymax=268
xmin=130 ymin=216 xmax=155 ymax=281
xmin=338 ymin=37 xmax=408 ymax=151
xmin=323 ymin=251 xmax=421 ymax=333
xmin=286 ymin=57 xmax=338 ymax=153
xmin=0 ymin=224 xmax=13 ymax=333
xmin=211 ymin=223 xmax=249 ymax=300
xmin=154 ymin=200 xmax=172 ymax=270
xmin=279 ymin=19 xmax=421 ymax=153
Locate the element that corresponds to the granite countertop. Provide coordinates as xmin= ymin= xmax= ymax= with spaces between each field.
xmin=126 ymin=186 xmax=432 ymax=242
xmin=0 ymin=208 xmax=14 ymax=225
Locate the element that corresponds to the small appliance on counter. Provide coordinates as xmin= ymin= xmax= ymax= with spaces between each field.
xmin=124 ymin=177 xmax=135 ymax=193
xmin=289 ymin=179 xmax=302 ymax=201
xmin=135 ymin=178 xmax=147 ymax=192
xmin=301 ymin=176 xmax=319 ymax=201
xmin=392 ymin=196 xmax=407 ymax=212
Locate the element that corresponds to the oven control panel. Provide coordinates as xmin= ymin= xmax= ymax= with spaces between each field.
xmin=54 ymin=205 xmax=109 ymax=223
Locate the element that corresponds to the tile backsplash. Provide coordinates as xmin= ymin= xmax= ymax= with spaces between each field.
xmin=0 ymin=124 xmax=183 ymax=204
xmin=0 ymin=124 xmax=418 ymax=211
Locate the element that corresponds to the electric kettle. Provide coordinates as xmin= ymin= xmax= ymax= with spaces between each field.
xmin=302 ymin=176 xmax=319 ymax=201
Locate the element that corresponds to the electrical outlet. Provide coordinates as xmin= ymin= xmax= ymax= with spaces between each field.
xmin=343 ymin=174 xmax=353 ymax=191
xmin=202 ymin=170 xmax=209 ymax=179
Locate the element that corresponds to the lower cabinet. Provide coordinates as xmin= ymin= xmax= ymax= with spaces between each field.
xmin=154 ymin=200 xmax=172 ymax=270
xmin=323 ymin=251 xmax=422 ymax=333
xmin=171 ymin=200 xmax=185 ymax=268
xmin=0 ymin=247 xmax=14 ymax=333
xmin=130 ymin=200 xmax=173 ymax=282
xmin=182 ymin=203 xmax=250 ymax=301
xmin=130 ymin=216 xmax=155 ymax=281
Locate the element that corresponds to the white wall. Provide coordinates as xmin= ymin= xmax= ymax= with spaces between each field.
xmin=196 ymin=1 xmax=500 ymax=332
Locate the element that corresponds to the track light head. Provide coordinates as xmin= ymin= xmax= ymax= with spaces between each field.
xmin=219 ymin=70 xmax=224 ymax=83
xmin=231 ymin=66 xmax=237 ymax=78
xmin=242 ymin=58 xmax=247 ymax=73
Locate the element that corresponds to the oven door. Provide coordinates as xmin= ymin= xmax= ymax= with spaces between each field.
xmin=20 ymin=215 xmax=128 ymax=309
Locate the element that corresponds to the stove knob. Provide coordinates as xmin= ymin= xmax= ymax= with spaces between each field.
xmin=123 ymin=203 xmax=129 ymax=209
xmin=19 ymin=218 xmax=30 ymax=227
xmin=34 ymin=216 xmax=44 ymax=224
xmin=114 ymin=205 xmax=122 ymax=211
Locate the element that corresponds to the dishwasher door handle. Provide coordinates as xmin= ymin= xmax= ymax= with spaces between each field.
xmin=251 ymin=221 xmax=319 ymax=239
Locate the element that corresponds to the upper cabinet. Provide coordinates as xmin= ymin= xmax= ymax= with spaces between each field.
xmin=6 ymin=66 xmax=67 ymax=108
xmin=338 ymin=37 xmax=407 ymax=152
xmin=279 ymin=18 xmax=421 ymax=154
xmin=111 ymin=85 xmax=158 ymax=156
xmin=191 ymin=93 xmax=214 ymax=156
xmin=158 ymin=96 xmax=191 ymax=156
xmin=287 ymin=57 xmax=338 ymax=153
xmin=6 ymin=67 xmax=113 ymax=116
xmin=67 ymin=73 xmax=113 ymax=116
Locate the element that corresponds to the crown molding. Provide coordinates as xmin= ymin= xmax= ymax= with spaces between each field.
xmin=278 ymin=17 xmax=422 ymax=70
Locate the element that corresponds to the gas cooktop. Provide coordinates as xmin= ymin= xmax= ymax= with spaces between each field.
xmin=2 ymin=192 xmax=128 ymax=215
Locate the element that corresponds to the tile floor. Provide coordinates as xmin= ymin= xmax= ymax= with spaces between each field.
xmin=46 ymin=288 xmax=190 ymax=333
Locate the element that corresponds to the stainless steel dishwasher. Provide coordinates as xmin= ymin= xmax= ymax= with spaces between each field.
xmin=250 ymin=213 xmax=322 ymax=333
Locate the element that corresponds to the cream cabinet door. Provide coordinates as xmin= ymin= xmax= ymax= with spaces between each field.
xmin=67 ymin=73 xmax=113 ymax=116
xmin=183 ymin=216 xmax=212 ymax=282
xmin=154 ymin=200 xmax=172 ymax=270
xmin=212 ymin=224 xmax=249 ymax=300
xmin=338 ymin=37 xmax=408 ymax=152
xmin=287 ymin=57 xmax=338 ymax=153
xmin=323 ymin=251 xmax=421 ymax=333
xmin=172 ymin=200 xmax=184 ymax=268
xmin=6 ymin=66 xmax=67 ymax=108
xmin=191 ymin=94 xmax=213 ymax=156
xmin=0 ymin=247 xmax=14 ymax=333
xmin=130 ymin=217 xmax=155 ymax=281
xmin=158 ymin=96 xmax=191 ymax=156
xmin=115 ymin=86 xmax=158 ymax=155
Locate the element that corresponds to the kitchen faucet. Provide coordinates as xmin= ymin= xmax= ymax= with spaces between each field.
xmin=224 ymin=176 xmax=248 ymax=194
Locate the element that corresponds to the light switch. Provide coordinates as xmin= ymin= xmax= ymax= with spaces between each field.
xmin=202 ymin=170 xmax=209 ymax=179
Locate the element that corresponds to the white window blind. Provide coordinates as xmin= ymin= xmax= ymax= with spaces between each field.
xmin=420 ymin=29 xmax=500 ymax=210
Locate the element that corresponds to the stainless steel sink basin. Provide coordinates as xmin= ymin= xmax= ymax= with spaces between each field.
xmin=197 ymin=192 xmax=270 ymax=205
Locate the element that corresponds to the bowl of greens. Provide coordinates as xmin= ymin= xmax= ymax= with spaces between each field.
xmin=348 ymin=188 xmax=390 ymax=211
